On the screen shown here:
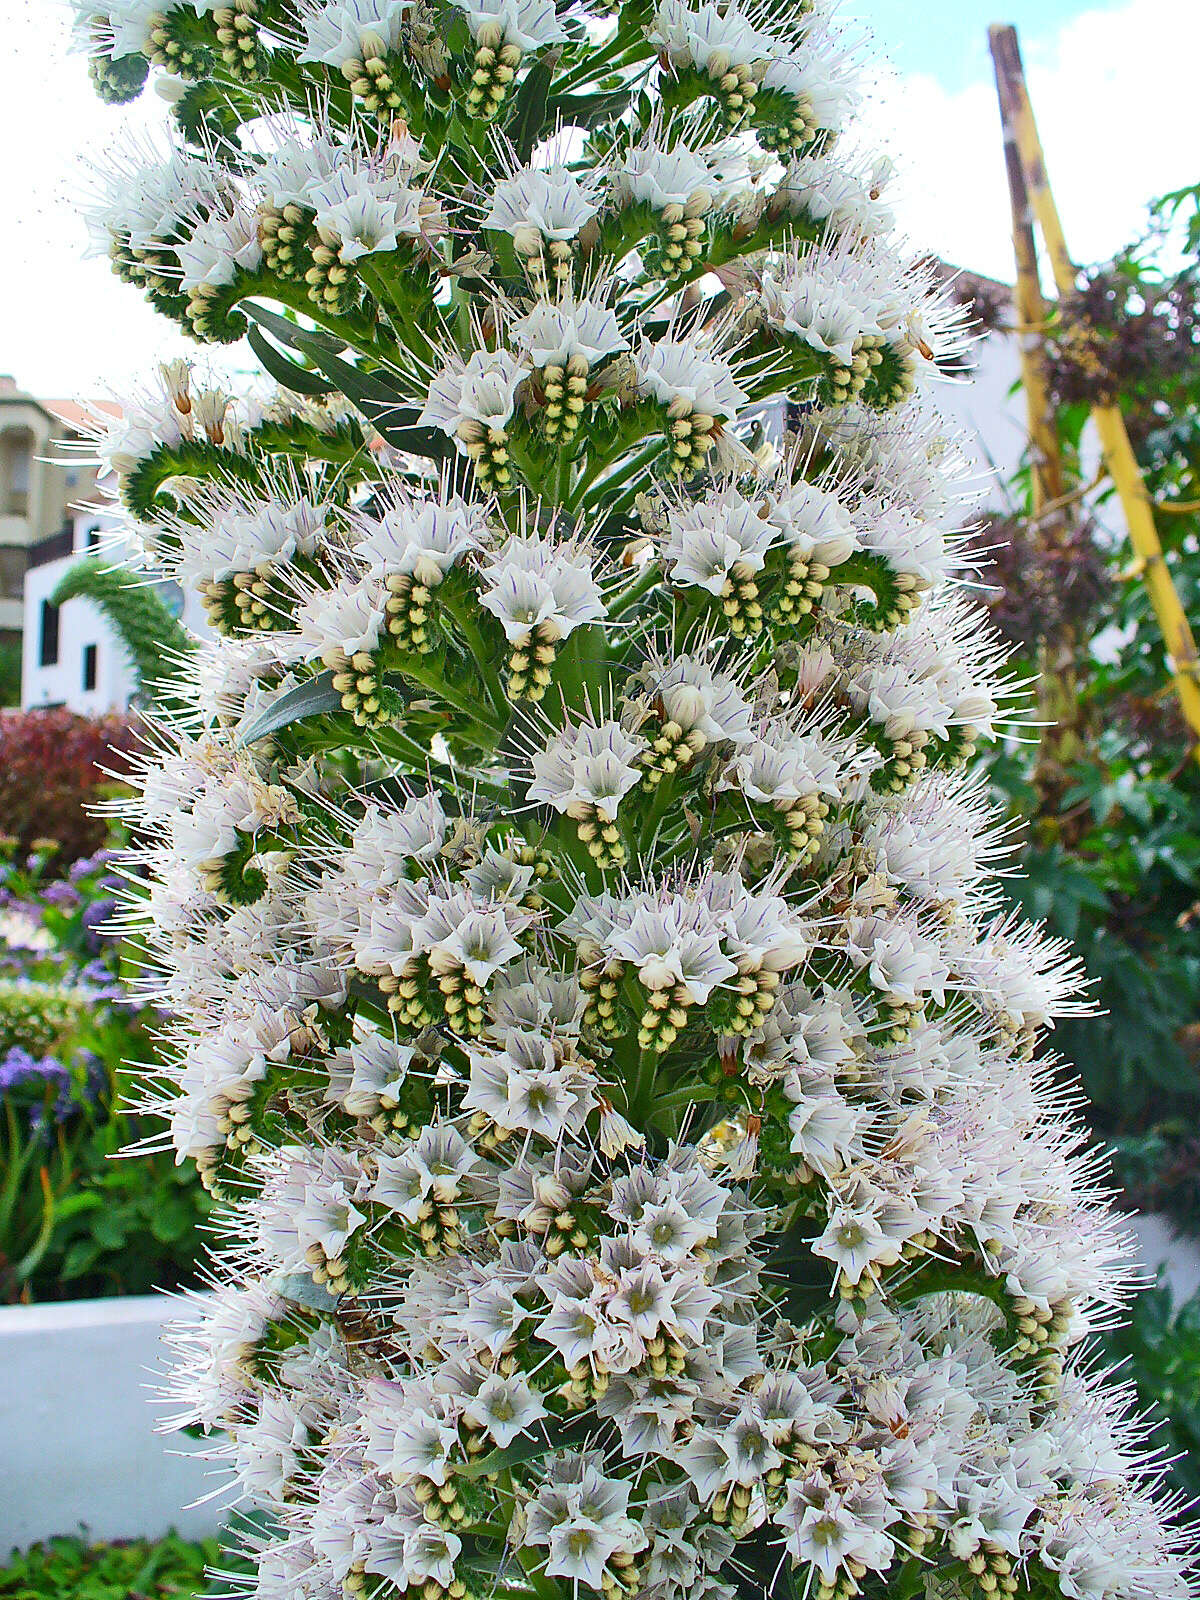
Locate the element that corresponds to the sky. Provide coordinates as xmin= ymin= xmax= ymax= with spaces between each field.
xmin=1 ymin=0 xmax=1197 ymax=397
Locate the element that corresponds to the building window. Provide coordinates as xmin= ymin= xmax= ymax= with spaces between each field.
xmin=82 ymin=643 xmax=98 ymax=692
xmin=85 ymin=523 xmax=102 ymax=551
xmin=38 ymin=600 xmax=59 ymax=667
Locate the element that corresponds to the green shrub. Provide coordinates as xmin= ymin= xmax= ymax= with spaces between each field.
xmin=0 ymin=1533 xmax=250 ymax=1600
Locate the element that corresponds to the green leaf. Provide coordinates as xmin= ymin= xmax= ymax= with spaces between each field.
xmin=278 ymin=1271 xmax=342 ymax=1311
xmin=508 ymin=57 xmax=556 ymax=161
xmin=459 ymin=1417 xmax=579 ymax=1479
xmin=244 ymin=301 xmax=348 ymax=354
xmin=237 ymin=671 xmax=346 ymax=746
xmin=247 ymin=326 xmax=337 ymax=398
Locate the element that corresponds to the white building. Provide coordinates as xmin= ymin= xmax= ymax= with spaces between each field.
xmin=21 ymin=495 xmax=210 ymax=713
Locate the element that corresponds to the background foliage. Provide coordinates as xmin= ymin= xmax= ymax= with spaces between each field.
xmin=0 ymin=835 xmax=210 ymax=1302
xmin=981 ymin=180 xmax=1200 ymax=1229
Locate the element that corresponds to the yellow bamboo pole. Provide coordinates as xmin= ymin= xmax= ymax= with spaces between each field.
xmin=989 ymin=23 xmax=1200 ymax=758
xmin=994 ymin=69 xmax=1063 ymax=518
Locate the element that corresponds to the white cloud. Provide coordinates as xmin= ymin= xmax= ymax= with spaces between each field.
xmin=0 ymin=0 xmax=1196 ymax=395
xmin=859 ymin=0 xmax=1200 ymax=281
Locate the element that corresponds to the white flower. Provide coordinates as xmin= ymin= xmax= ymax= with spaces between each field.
xmin=529 ymin=720 xmax=646 ymax=820
xmin=846 ymin=914 xmax=950 ymax=1006
xmin=175 ymin=495 xmax=326 ymax=587
xmin=462 ymin=1030 xmax=595 ymax=1139
xmin=373 ymin=1124 xmax=481 ymax=1223
xmin=478 ymin=534 xmax=606 ymax=643
xmin=615 ymin=139 xmax=716 ymax=212
xmin=463 ymin=1372 xmax=548 ymax=1447
xmin=663 ymin=486 xmax=776 ymax=593
xmin=765 ymin=479 xmax=859 ymax=566
xmin=481 ymin=164 xmax=601 ymax=242
xmin=761 ymin=252 xmax=881 ymax=368
xmin=648 ymin=0 xmax=771 ymax=72
xmin=720 ymin=722 xmax=845 ymax=806
xmin=652 ymin=654 xmax=755 ymax=744
xmin=297 ymin=0 xmax=408 ymax=68
xmin=510 ymin=297 xmax=629 ymax=369
xmin=414 ymin=892 xmax=527 ymax=984
xmin=311 ymin=168 xmax=431 ymax=263
xmin=782 ymin=1483 xmax=894 ymax=1583
xmin=326 ymin=1031 xmax=416 ymax=1116
xmin=418 ymin=349 xmax=529 ymax=441
xmin=298 ymin=573 xmax=388 ymax=657
xmin=354 ymin=494 xmax=487 ymax=585
xmin=450 ymin=0 xmax=569 ymax=50
xmin=636 ymin=336 xmax=747 ymax=421
xmin=608 ymin=896 xmax=736 ymax=1001
xmin=177 ymin=204 xmax=263 ymax=292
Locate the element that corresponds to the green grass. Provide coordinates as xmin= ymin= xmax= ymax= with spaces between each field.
xmin=0 ymin=1533 xmax=249 ymax=1600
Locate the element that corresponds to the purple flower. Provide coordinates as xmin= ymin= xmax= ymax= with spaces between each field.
xmin=82 ymin=898 xmax=118 ymax=951
xmin=42 ymin=881 xmax=81 ymax=908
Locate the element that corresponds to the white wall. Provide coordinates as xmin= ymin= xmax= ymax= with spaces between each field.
xmin=21 ymin=506 xmax=208 ymax=714
xmin=0 ymin=1295 xmax=225 ymax=1552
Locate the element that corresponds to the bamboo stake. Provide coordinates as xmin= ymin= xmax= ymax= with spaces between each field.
xmin=995 ymin=73 xmax=1063 ymax=517
xmin=988 ymin=23 xmax=1200 ymax=757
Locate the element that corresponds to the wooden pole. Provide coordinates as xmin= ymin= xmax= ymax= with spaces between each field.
xmin=995 ymin=76 xmax=1063 ymax=517
xmin=989 ymin=22 xmax=1200 ymax=757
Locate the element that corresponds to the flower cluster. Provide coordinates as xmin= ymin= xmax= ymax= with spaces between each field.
xmin=72 ymin=1 xmax=1196 ymax=1598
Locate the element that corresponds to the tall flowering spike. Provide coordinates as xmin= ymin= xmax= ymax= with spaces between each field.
xmin=75 ymin=4 xmax=1195 ymax=1599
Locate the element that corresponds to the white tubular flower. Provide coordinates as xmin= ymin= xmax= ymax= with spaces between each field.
xmin=413 ymin=890 xmax=528 ymax=984
xmin=761 ymin=249 xmax=883 ymax=369
xmin=176 ymin=203 xmax=263 ymax=292
xmin=765 ymin=479 xmax=859 ymax=566
xmin=609 ymin=897 xmax=736 ymax=1001
xmin=173 ymin=494 xmax=326 ymax=588
xmin=636 ymin=336 xmax=748 ymax=422
xmin=663 ymin=485 xmax=776 ymax=593
xmin=648 ymin=0 xmax=770 ymax=72
xmin=344 ymin=794 xmax=449 ymax=882
xmin=481 ymin=164 xmax=601 ymax=242
xmin=298 ymin=573 xmax=388 ymax=658
xmin=478 ymin=534 xmax=606 ymax=643
xmin=780 ymin=153 xmax=895 ymax=240
xmin=84 ymin=0 xmax=175 ymax=57
xmin=721 ymin=722 xmax=845 ymax=806
xmin=848 ymin=661 xmax=952 ymax=743
xmin=83 ymin=145 xmax=223 ymax=257
xmin=463 ymin=1372 xmax=547 ymax=1447
xmin=450 ymin=0 xmax=568 ymax=50
xmin=652 ymin=654 xmax=755 ymax=744
xmin=846 ymin=913 xmax=950 ymax=1006
xmin=326 ymin=1031 xmax=415 ymax=1116
xmin=510 ymin=297 xmax=629 ymax=369
xmin=463 ymin=1030 xmax=596 ymax=1139
xmin=297 ymin=0 xmax=409 ymax=67
xmin=310 ymin=168 xmax=431 ymax=263
xmin=529 ymin=720 xmax=647 ymax=821
xmin=614 ymin=138 xmax=718 ymax=213
xmin=353 ymin=493 xmax=487 ymax=585
xmin=373 ymin=1123 xmax=480 ymax=1222
xmin=418 ymin=348 xmax=529 ymax=441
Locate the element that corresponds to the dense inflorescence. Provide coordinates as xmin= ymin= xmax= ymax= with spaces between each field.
xmin=73 ymin=2 xmax=1195 ymax=1598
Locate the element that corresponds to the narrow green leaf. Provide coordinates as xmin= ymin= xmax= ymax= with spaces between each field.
xmin=244 ymin=301 xmax=349 ymax=354
xmin=509 ymin=57 xmax=556 ymax=161
xmin=459 ymin=1417 xmax=578 ymax=1479
xmin=237 ymin=671 xmax=346 ymax=746
xmin=247 ymin=326 xmax=337 ymax=397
